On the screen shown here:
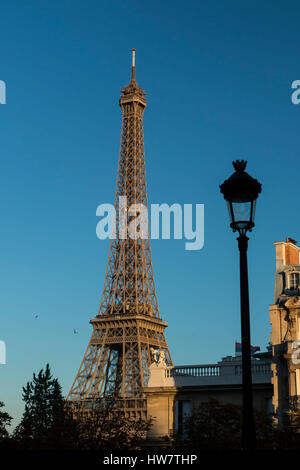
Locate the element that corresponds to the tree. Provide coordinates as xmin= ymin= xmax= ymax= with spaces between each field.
xmin=182 ymin=398 xmax=300 ymax=450
xmin=14 ymin=364 xmax=65 ymax=448
xmin=75 ymin=400 xmax=151 ymax=451
xmin=14 ymin=365 xmax=150 ymax=451
xmin=183 ymin=399 xmax=242 ymax=449
xmin=47 ymin=392 xmax=80 ymax=450
xmin=0 ymin=401 xmax=12 ymax=442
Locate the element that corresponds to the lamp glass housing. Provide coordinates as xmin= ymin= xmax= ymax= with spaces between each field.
xmin=227 ymin=199 xmax=256 ymax=232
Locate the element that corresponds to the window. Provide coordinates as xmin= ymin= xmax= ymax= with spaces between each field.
xmin=176 ymin=400 xmax=191 ymax=436
xmin=289 ymin=273 xmax=300 ymax=290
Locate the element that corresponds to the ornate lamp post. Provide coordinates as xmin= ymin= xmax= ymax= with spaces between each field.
xmin=220 ymin=160 xmax=262 ymax=450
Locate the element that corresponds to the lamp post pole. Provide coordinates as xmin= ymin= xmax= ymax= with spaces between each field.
xmin=238 ymin=233 xmax=256 ymax=450
xmin=220 ymin=160 xmax=262 ymax=451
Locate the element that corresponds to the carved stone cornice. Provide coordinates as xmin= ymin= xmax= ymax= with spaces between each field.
xmin=285 ymin=296 xmax=300 ymax=308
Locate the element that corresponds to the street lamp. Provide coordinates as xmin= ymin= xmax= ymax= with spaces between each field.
xmin=220 ymin=160 xmax=262 ymax=450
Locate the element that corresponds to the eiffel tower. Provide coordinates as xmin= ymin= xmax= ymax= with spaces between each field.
xmin=67 ymin=50 xmax=172 ymax=419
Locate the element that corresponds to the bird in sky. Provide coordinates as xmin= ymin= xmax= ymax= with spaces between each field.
xmin=73 ymin=329 xmax=78 ymax=334
xmin=34 ymin=314 xmax=38 ymax=319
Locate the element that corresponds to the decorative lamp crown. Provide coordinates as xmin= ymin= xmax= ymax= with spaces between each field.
xmin=233 ymin=160 xmax=247 ymax=172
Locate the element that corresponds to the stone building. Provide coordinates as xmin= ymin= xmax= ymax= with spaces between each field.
xmin=142 ymin=237 xmax=300 ymax=440
xmin=143 ymin=352 xmax=272 ymax=439
xmin=270 ymin=238 xmax=300 ymax=424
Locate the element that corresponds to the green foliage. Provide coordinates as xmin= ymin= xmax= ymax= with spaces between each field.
xmin=13 ymin=363 xmax=65 ymax=447
xmin=183 ymin=399 xmax=242 ymax=449
xmin=181 ymin=398 xmax=300 ymax=450
xmin=0 ymin=401 xmax=12 ymax=441
xmin=75 ymin=401 xmax=151 ymax=451
xmin=12 ymin=364 xmax=150 ymax=450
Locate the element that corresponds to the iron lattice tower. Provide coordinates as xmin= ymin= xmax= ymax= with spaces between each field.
xmin=67 ymin=50 xmax=172 ymax=418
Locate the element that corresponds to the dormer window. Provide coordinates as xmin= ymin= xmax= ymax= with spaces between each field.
xmin=289 ymin=272 xmax=300 ymax=290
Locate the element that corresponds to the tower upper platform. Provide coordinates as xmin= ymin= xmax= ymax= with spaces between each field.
xmin=119 ymin=49 xmax=147 ymax=107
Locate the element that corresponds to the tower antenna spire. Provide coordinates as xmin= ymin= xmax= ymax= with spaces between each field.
xmin=131 ymin=48 xmax=136 ymax=81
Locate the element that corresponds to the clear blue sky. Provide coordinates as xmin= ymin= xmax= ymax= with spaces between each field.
xmin=1 ymin=0 xmax=300 ymax=426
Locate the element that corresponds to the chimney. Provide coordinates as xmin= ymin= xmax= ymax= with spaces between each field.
xmin=286 ymin=237 xmax=297 ymax=245
xmin=274 ymin=238 xmax=300 ymax=271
